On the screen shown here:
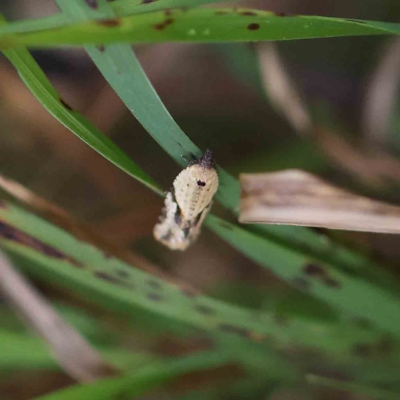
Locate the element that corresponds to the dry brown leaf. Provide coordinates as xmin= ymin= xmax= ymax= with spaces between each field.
xmin=239 ymin=170 xmax=400 ymax=233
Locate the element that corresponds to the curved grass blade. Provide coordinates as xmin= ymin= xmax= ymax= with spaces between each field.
xmin=1 ymin=200 xmax=398 ymax=366
xmin=1 ymin=28 xmax=161 ymax=195
xmin=0 ymin=8 xmax=394 ymax=49
xmin=32 ymin=351 xmax=229 ymax=400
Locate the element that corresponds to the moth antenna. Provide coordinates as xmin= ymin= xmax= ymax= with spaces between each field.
xmin=198 ymin=149 xmax=214 ymax=169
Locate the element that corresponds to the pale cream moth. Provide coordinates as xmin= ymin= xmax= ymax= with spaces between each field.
xmin=153 ymin=150 xmax=219 ymax=250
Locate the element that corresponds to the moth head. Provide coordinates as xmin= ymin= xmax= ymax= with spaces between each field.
xmin=198 ymin=149 xmax=215 ymax=170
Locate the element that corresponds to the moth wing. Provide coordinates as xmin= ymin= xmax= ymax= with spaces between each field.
xmin=173 ymin=165 xmax=219 ymax=221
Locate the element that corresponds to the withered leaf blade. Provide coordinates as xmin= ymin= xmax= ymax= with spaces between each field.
xmin=239 ymin=170 xmax=400 ymax=234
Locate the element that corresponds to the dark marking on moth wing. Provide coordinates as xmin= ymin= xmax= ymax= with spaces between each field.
xmin=197 ymin=180 xmax=206 ymax=187
xmin=85 ymin=0 xmax=98 ymax=9
xmin=96 ymin=18 xmax=121 ymax=27
xmin=0 ymin=221 xmax=83 ymax=268
xmin=352 ymin=343 xmax=372 ymax=358
xmin=247 ymin=23 xmax=260 ymax=30
xmin=59 ymin=98 xmax=73 ymax=111
xmin=239 ymin=11 xmax=257 ymax=16
xmin=174 ymin=209 xmax=182 ymax=224
xmin=195 ymin=304 xmax=214 ymax=315
xmin=219 ymin=323 xmax=251 ymax=338
xmin=183 ymin=227 xmax=190 ymax=238
xmin=148 ymin=292 xmax=163 ymax=301
xmin=192 ymin=212 xmax=203 ymax=227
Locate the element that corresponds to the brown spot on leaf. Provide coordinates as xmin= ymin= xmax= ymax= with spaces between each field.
xmin=195 ymin=305 xmax=214 ymax=315
xmin=147 ymin=279 xmax=162 ymax=290
xmin=292 ymin=277 xmax=311 ymax=291
xmin=353 ymin=343 xmax=372 ymax=358
xmin=303 ymin=263 xmax=325 ymax=276
xmin=0 ymin=199 xmax=6 ymax=209
xmin=116 ymin=269 xmax=130 ymax=278
xmin=97 ymin=45 xmax=105 ymax=52
xmin=215 ymin=11 xmax=229 ymax=16
xmin=247 ymin=23 xmax=260 ymax=31
xmin=96 ymin=19 xmax=121 ymax=27
xmin=219 ymin=324 xmax=251 ymax=338
xmin=164 ymin=9 xmax=172 ymax=16
xmin=85 ymin=0 xmax=98 ymax=9
xmin=59 ymin=98 xmax=73 ymax=111
xmin=0 ymin=221 xmax=83 ymax=267
xmin=148 ymin=292 xmax=163 ymax=301
xmin=95 ymin=271 xmax=132 ymax=288
xmin=153 ymin=18 xmax=174 ymax=31
xmin=142 ymin=0 xmax=155 ymax=3
xmin=240 ymin=11 xmax=257 ymax=16
xmin=324 ymin=277 xmax=341 ymax=288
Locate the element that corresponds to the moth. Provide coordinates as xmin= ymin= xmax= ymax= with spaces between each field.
xmin=153 ymin=150 xmax=219 ymax=250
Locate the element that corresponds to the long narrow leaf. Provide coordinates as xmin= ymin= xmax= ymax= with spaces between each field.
xmin=0 ymin=9 xmax=396 ymax=49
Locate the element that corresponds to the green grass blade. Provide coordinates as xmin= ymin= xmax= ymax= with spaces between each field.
xmin=206 ymin=215 xmax=400 ymax=337
xmin=1 ymin=8 xmax=395 ymax=49
xmin=1 ymin=33 xmax=161 ymax=195
xmin=32 ymin=351 xmax=228 ymax=400
xmin=1 ymin=200 xmax=397 ymax=366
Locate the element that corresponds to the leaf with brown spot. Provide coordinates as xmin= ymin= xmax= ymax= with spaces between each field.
xmin=240 ymin=169 xmax=400 ymax=233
